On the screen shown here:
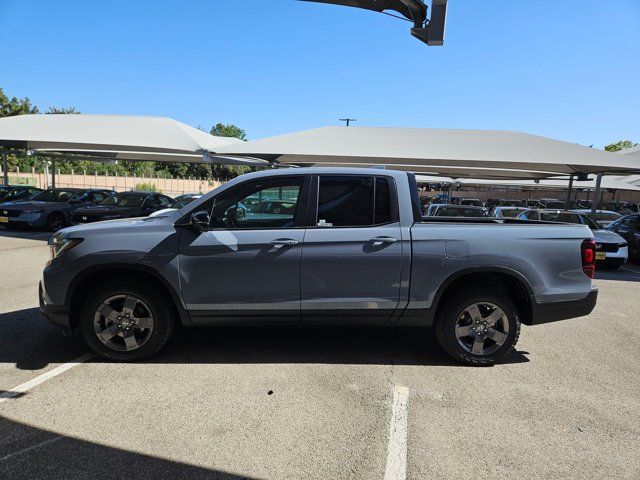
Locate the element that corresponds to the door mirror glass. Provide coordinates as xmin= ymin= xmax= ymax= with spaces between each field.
xmin=191 ymin=211 xmax=210 ymax=231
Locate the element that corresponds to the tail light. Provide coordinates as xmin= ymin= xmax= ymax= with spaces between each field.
xmin=581 ymin=238 xmax=596 ymax=279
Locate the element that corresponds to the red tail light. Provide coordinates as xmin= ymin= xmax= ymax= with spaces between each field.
xmin=581 ymin=238 xmax=596 ymax=279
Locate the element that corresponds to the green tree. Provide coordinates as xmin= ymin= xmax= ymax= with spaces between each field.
xmin=45 ymin=106 xmax=81 ymax=114
xmin=604 ymin=140 xmax=638 ymax=152
xmin=0 ymin=88 xmax=39 ymax=117
xmin=210 ymin=123 xmax=247 ymax=141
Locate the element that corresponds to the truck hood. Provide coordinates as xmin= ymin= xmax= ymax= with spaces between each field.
xmin=60 ymin=209 xmax=181 ymax=235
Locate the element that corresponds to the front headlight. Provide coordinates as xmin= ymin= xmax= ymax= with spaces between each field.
xmin=619 ymin=242 xmax=628 ymax=248
xmin=48 ymin=236 xmax=83 ymax=260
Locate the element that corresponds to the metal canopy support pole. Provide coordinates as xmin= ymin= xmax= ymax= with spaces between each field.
xmin=565 ymin=174 xmax=574 ymax=209
xmin=2 ymin=152 xmax=8 ymax=186
xmin=591 ymin=173 xmax=603 ymax=216
xmin=51 ymin=158 xmax=56 ymax=188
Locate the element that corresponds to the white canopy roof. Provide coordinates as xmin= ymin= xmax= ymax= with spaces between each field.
xmin=415 ymin=175 xmax=640 ymax=192
xmin=0 ymin=114 xmax=265 ymax=165
xmin=212 ymin=126 xmax=640 ymax=179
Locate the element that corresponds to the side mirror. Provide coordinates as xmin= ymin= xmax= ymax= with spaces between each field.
xmin=190 ymin=211 xmax=210 ymax=231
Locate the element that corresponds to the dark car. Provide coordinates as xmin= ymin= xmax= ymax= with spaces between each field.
xmin=607 ymin=214 xmax=640 ymax=260
xmin=0 ymin=185 xmax=42 ymax=203
xmin=425 ymin=204 xmax=488 ymax=217
xmin=70 ymin=191 xmax=175 ymax=224
xmin=0 ymin=188 xmax=114 ymax=231
xmin=172 ymin=194 xmax=202 ymax=209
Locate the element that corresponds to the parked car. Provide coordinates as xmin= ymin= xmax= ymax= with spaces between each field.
xmin=538 ymin=198 xmax=566 ymax=209
xmin=487 ymin=198 xmax=523 ymax=208
xmin=489 ymin=206 xmax=529 ymax=219
xmin=517 ymin=209 xmax=628 ymax=268
xmin=607 ymin=214 xmax=640 ymax=260
xmin=459 ymin=198 xmax=484 ymax=207
xmin=571 ymin=209 xmax=622 ymax=228
xmin=621 ymin=203 xmax=640 ymax=214
xmin=0 ymin=185 xmax=42 ymax=202
xmin=41 ymin=168 xmax=598 ymax=366
xmin=70 ymin=191 xmax=175 ymax=224
xmin=426 ymin=204 xmax=488 ymax=217
xmin=0 ymin=188 xmax=114 ymax=231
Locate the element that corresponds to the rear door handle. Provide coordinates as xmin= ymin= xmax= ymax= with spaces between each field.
xmin=270 ymin=239 xmax=299 ymax=247
xmin=369 ymin=236 xmax=398 ymax=246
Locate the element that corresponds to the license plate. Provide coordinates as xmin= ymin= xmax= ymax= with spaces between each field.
xmin=0 ymin=217 xmax=8 ymax=223
xmin=596 ymin=252 xmax=606 ymax=260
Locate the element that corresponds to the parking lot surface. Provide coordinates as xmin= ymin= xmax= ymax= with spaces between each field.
xmin=1 ymin=229 xmax=639 ymax=479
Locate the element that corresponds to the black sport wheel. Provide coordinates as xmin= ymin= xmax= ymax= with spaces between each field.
xmin=47 ymin=212 xmax=66 ymax=231
xmin=79 ymin=281 xmax=175 ymax=361
xmin=435 ymin=287 xmax=521 ymax=366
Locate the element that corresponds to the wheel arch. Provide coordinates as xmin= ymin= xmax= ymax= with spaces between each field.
xmin=66 ymin=263 xmax=191 ymax=329
xmin=432 ymin=267 xmax=535 ymax=326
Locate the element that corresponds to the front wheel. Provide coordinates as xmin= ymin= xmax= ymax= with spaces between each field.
xmin=435 ymin=287 xmax=521 ymax=366
xmin=47 ymin=212 xmax=66 ymax=231
xmin=79 ymin=281 xmax=175 ymax=361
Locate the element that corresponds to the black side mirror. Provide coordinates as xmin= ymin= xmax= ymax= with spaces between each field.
xmin=190 ymin=211 xmax=210 ymax=231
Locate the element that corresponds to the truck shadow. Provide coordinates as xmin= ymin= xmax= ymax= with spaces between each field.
xmin=0 ymin=416 xmax=257 ymax=480
xmin=0 ymin=308 xmax=529 ymax=371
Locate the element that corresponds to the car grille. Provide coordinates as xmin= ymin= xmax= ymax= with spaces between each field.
xmin=596 ymin=243 xmax=619 ymax=253
xmin=1 ymin=209 xmax=20 ymax=218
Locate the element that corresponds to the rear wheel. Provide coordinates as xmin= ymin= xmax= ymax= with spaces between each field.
xmin=79 ymin=281 xmax=175 ymax=361
xmin=47 ymin=212 xmax=65 ymax=231
xmin=435 ymin=287 xmax=521 ymax=366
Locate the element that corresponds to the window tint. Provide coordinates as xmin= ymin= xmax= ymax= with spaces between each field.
xmin=207 ymin=176 xmax=303 ymax=229
xmin=316 ymin=176 xmax=394 ymax=227
xmin=540 ymin=212 xmax=581 ymax=224
xmin=159 ymin=196 xmax=173 ymax=207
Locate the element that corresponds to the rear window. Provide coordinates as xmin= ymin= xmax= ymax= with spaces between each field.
xmin=435 ymin=207 xmax=486 ymax=217
xmin=594 ymin=212 xmax=621 ymax=221
xmin=540 ymin=212 xmax=581 ymax=224
xmin=101 ymin=193 xmax=147 ymax=207
xmin=499 ymin=208 xmax=523 ymax=218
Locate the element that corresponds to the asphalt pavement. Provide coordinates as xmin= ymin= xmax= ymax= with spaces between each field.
xmin=0 ymin=229 xmax=639 ymax=479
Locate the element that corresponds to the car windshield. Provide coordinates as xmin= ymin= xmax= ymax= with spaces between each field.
xmin=31 ymin=189 xmax=78 ymax=202
xmin=593 ymin=212 xmax=621 ymax=221
xmin=100 ymin=193 xmax=146 ymax=207
xmin=436 ymin=207 xmax=486 ymax=217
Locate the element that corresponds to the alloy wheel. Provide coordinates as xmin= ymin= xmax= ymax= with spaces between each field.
xmin=454 ymin=302 xmax=510 ymax=356
xmin=93 ymin=295 xmax=154 ymax=352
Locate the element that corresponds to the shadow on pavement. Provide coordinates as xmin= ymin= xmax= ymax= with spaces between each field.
xmin=0 ymin=307 xmax=529 ymax=370
xmin=596 ymin=266 xmax=640 ymax=282
xmin=0 ymin=227 xmax=51 ymax=241
xmin=0 ymin=417 xmax=258 ymax=480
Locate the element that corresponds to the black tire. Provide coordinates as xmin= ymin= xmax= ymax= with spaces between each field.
xmin=79 ymin=281 xmax=175 ymax=361
xmin=47 ymin=212 xmax=66 ymax=231
xmin=435 ymin=286 xmax=521 ymax=366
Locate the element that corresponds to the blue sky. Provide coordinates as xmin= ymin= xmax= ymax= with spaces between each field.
xmin=1 ymin=0 xmax=638 ymax=148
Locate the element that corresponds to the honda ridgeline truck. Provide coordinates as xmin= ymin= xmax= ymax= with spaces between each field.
xmin=40 ymin=168 xmax=598 ymax=365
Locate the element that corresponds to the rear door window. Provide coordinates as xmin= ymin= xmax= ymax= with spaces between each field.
xmin=316 ymin=175 xmax=394 ymax=227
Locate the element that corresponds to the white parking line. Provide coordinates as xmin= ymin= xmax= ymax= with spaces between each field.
xmin=0 ymin=354 xmax=93 ymax=404
xmin=383 ymin=385 xmax=409 ymax=480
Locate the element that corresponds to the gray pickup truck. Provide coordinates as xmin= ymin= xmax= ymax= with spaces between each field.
xmin=40 ymin=168 xmax=598 ymax=365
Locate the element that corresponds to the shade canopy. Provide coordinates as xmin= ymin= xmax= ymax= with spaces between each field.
xmin=617 ymin=145 xmax=640 ymax=162
xmin=212 ymin=126 xmax=640 ymax=179
xmin=415 ymin=175 xmax=640 ymax=193
xmin=0 ymin=114 xmax=265 ymax=166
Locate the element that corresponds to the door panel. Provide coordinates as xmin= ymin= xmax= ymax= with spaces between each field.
xmin=301 ymin=224 xmax=404 ymax=324
xmin=301 ymin=174 xmax=403 ymax=324
xmin=178 ymin=175 xmax=307 ymax=325
xmin=179 ymin=228 xmax=305 ymax=324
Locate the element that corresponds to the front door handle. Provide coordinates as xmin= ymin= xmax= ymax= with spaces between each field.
xmin=270 ymin=239 xmax=299 ymax=248
xmin=369 ymin=236 xmax=398 ymax=246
